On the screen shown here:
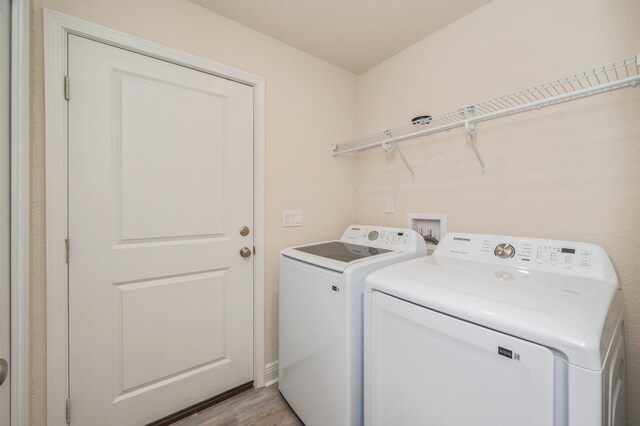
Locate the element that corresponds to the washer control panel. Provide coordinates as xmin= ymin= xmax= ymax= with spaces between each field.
xmin=342 ymin=225 xmax=427 ymax=253
xmin=436 ymin=233 xmax=615 ymax=281
xmin=533 ymin=244 xmax=594 ymax=270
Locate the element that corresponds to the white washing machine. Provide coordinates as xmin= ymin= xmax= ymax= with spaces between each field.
xmin=364 ymin=233 xmax=626 ymax=426
xmin=279 ymin=225 xmax=427 ymax=426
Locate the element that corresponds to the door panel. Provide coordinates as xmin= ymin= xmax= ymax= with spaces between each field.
xmin=117 ymin=271 xmax=227 ymax=392
xmin=0 ymin=0 xmax=10 ymax=423
xmin=366 ymin=292 xmax=555 ymax=426
xmin=118 ymin=72 xmax=226 ymax=241
xmin=68 ymin=35 xmax=254 ymax=425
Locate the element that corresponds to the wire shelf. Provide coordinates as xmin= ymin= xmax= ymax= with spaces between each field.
xmin=332 ymin=54 xmax=640 ymax=156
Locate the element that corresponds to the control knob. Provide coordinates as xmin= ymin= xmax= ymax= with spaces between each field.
xmin=494 ymin=243 xmax=515 ymax=259
xmin=368 ymin=231 xmax=379 ymax=241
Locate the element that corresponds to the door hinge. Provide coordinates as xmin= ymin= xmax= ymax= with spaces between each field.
xmin=65 ymin=397 xmax=71 ymax=423
xmin=65 ymin=238 xmax=70 ymax=263
xmin=64 ymin=76 xmax=70 ymax=100
xmin=253 ymin=246 xmax=256 ymax=255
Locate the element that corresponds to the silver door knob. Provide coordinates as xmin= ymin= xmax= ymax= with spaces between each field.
xmin=0 ymin=358 xmax=7 ymax=386
xmin=240 ymin=247 xmax=252 ymax=258
xmin=239 ymin=226 xmax=250 ymax=236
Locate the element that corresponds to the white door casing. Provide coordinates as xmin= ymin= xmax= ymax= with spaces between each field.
xmin=45 ymin=10 xmax=266 ymax=426
xmin=8 ymin=0 xmax=30 ymax=423
xmin=0 ymin=0 xmax=11 ymax=422
xmin=67 ymin=34 xmax=254 ymax=425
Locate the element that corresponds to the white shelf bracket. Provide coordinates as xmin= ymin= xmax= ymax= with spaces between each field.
xmin=383 ymin=130 xmax=416 ymax=179
xmin=394 ymin=142 xmax=416 ymax=180
xmin=382 ymin=130 xmax=394 ymax=152
xmin=463 ymin=106 xmax=486 ymax=174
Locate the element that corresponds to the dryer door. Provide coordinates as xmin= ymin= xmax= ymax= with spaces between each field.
xmin=365 ymin=291 xmax=555 ymax=426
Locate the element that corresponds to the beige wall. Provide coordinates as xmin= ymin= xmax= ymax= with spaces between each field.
xmin=355 ymin=0 xmax=640 ymax=422
xmin=29 ymin=0 xmax=358 ymax=423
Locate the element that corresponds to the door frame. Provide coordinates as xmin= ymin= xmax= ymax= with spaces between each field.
xmin=9 ymin=0 xmax=30 ymax=425
xmin=44 ymin=9 xmax=266 ymax=426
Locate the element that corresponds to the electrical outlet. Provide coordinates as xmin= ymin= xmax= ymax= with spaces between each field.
xmin=385 ymin=196 xmax=395 ymax=214
xmin=283 ymin=211 xmax=302 ymax=227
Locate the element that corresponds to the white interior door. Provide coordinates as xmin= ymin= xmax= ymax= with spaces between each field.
xmin=0 ymin=0 xmax=11 ymax=423
xmin=67 ymin=34 xmax=254 ymax=425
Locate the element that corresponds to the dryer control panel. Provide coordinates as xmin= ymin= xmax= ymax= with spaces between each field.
xmin=435 ymin=233 xmax=615 ymax=282
xmin=341 ymin=225 xmax=427 ymax=253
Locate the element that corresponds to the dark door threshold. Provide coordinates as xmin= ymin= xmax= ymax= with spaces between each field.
xmin=147 ymin=381 xmax=254 ymax=426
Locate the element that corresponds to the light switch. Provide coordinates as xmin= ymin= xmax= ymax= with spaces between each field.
xmin=283 ymin=211 xmax=302 ymax=227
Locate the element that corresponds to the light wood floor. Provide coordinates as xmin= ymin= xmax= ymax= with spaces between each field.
xmin=171 ymin=385 xmax=303 ymax=426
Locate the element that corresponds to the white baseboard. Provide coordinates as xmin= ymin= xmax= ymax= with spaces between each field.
xmin=264 ymin=361 xmax=279 ymax=387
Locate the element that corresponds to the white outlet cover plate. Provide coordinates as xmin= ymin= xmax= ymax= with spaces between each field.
xmin=385 ymin=196 xmax=395 ymax=214
xmin=283 ymin=210 xmax=302 ymax=227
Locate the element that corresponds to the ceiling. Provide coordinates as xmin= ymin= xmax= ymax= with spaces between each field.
xmin=190 ymin=0 xmax=492 ymax=74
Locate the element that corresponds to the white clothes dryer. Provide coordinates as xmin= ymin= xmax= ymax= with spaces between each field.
xmin=364 ymin=233 xmax=625 ymax=426
xmin=279 ymin=225 xmax=427 ymax=426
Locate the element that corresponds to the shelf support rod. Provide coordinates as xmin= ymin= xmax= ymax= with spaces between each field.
xmin=466 ymin=121 xmax=486 ymax=174
xmin=462 ymin=106 xmax=486 ymax=174
xmin=394 ymin=142 xmax=416 ymax=180
xmin=384 ymin=130 xmax=415 ymax=180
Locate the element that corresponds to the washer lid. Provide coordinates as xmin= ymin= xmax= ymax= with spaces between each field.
xmin=282 ymin=240 xmax=395 ymax=272
xmin=294 ymin=241 xmax=391 ymax=263
xmin=281 ymin=225 xmax=428 ymax=273
xmin=365 ymin=233 xmax=624 ymax=371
